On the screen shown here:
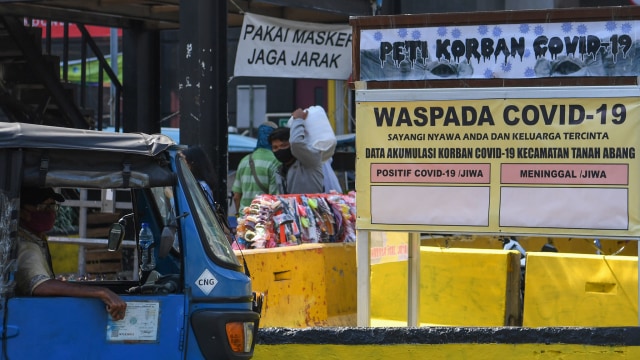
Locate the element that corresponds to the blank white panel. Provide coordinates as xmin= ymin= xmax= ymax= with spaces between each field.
xmin=236 ymin=85 xmax=266 ymax=129
xmin=371 ymin=186 xmax=490 ymax=226
xmin=500 ymin=187 xmax=628 ymax=230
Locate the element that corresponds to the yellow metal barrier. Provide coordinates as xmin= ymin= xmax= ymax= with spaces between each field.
xmin=238 ymin=243 xmax=357 ymax=328
xmin=238 ymin=238 xmax=638 ymax=329
xmin=372 ymin=246 xmax=521 ymax=326
xmin=524 ymin=252 xmax=638 ymax=327
xmin=421 ymin=235 xmax=637 ymax=257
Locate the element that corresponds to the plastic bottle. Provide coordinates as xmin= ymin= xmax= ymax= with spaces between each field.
xmin=139 ymin=222 xmax=155 ymax=271
xmin=287 ymin=106 xmax=337 ymax=161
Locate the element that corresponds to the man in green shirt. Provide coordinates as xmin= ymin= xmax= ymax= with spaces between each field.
xmin=232 ymin=121 xmax=280 ymax=212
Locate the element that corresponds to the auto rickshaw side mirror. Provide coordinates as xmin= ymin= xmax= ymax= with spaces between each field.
xmin=108 ymin=223 xmax=125 ymax=251
xmin=108 ymin=212 xmax=134 ymax=251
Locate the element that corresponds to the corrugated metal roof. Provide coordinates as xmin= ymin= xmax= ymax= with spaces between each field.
xmin=0 ymin=0 xmax=370 ymax=30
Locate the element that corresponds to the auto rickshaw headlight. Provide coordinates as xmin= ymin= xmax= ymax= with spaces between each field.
xmin=226 ymin=321 xmax=255 ymax=353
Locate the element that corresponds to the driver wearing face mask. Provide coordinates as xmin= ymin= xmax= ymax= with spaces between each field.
xmin=17 ymin=187 xmax=127 ymax=321
xmin=268 ymin=108 xmax=324 ymax=194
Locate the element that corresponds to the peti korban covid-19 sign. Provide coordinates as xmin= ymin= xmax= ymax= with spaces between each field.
xmin=234 ymin=13 xmax=352 ymax=80
xmin=359 ymin=19 xmax=640 ymax=80
xmin=355 ymin=86 xmax=640 ymax=238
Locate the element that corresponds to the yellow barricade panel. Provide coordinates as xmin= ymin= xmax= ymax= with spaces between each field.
xmin=524 ymin=252 xmax=638 ymax=327
xmin=238 ymin=243 xmax=356 ymax=328
xmin=372 ymin=246 xmax=521 ymax=326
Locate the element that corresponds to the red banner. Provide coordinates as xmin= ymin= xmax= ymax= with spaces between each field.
xmin=25 ymin=19 xmax=121 ymax=38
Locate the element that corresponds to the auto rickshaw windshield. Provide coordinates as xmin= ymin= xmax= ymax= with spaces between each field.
xmin=177 ymin=156 xmax=239 ymax=267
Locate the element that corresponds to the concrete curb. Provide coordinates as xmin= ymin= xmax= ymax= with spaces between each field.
xmin=258 ymin=326 xmax=640 ymax=345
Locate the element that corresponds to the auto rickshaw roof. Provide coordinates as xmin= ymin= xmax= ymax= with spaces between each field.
xmin=0 ymin=122 xmax=176 ymax=156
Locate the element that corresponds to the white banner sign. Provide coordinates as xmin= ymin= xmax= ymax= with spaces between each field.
xmin=360 ymin=20 xmax=640 ymax=80
xmin=234 ymin=13 xmax=352 ymax=80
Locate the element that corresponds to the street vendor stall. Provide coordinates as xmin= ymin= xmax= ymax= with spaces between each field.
xmin=232 ymin=191 xmax=358 ymax=328
xmin=234 ymin=192 xmax=356 ymax=249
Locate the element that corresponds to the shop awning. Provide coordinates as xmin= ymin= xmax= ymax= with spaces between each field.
xmin=62 ymin=53 xmax=122 ymax=85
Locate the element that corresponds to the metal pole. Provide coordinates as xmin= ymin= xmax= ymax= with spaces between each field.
xmin=209 ymin=0 xmax=229 ymax=211
xmin=356 ymin=230 xmax=371 ymax=326
xmin=179 ymin=0 xmax=228 ymax=213
xmin=77 ymin=189 xmax=87 ymax=275
xmin=110 ymin=28 xmax=118 ymax=128
xmin=334 ymin=80 xmax=346 ymax=135
xmin=408 ymin=232 xmax=420 ymax=326
xmin=249 ymin=86 xmax=254 ymax=137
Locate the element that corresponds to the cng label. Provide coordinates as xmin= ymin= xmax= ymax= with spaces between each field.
xmin=196 ymin=269 xmax=218 ymax=295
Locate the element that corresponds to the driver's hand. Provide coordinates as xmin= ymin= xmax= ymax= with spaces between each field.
xmin=104 ymin=290 xmax=127 ymax=321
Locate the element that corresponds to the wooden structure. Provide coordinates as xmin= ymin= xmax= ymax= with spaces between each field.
xmin=350 ymin=5 xmax=640 ymax=327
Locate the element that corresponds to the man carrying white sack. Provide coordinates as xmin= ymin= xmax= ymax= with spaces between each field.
xmin=268 ymin=108 xmax=324 ymax=194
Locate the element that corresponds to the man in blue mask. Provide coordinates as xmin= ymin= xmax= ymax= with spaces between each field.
xmin=232 ymin=121 xmax=281 ymax=211
xmin=268 ymin=108 xmax=324 ymax=194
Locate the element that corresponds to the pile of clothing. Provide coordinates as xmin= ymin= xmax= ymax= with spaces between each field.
xmin=233 ymin=192 xmax=356 ymax=250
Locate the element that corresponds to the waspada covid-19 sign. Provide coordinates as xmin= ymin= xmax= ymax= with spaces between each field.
xmin=355 ymin=86 xmax=640 ymax=238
